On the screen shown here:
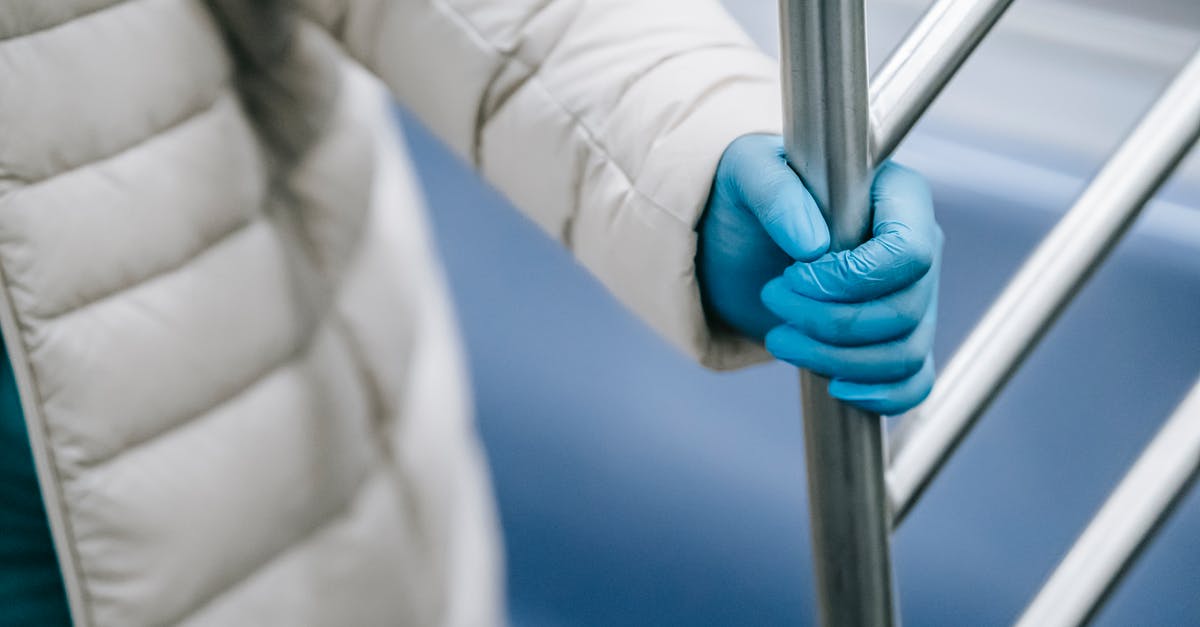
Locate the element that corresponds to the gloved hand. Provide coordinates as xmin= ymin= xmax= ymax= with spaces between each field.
xmin=698 ymin=134 xmax=942 ymax=415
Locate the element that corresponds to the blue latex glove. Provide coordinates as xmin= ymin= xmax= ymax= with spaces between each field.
xmin=698 ymin=134 xmax=941 ymax=415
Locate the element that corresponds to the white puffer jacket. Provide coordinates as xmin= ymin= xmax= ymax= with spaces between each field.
xmin=0 ymin=1 xmax=780 ymax=625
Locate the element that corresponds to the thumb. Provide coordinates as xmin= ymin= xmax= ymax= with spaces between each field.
xmin=724 ymin=135 xmax=830 ymax=261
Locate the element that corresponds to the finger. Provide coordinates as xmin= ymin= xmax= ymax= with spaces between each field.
xmin=761 ymin=262 xmax=936 ymax=347
xmin=764 ymin=303 xmax=935 ymax=383
xmin=783 ymin=162 xmax=940 ymax=303
xmin=725 ymin=135 xmax=830 ymax=261
xmin=828 ymin=355 xmax=936 ymax=416
xmin=872 ymin=161 xmax=938 ymax=243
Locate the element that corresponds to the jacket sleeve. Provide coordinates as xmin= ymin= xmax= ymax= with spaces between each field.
xmin=301 ymin=0 xmax=782 ymax=369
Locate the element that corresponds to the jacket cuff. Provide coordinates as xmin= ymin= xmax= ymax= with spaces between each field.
xmin=571 ymin=48 xmax=783 ymax=370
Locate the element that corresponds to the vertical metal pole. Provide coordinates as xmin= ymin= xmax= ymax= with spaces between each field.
xmin=780 ymin=2 xmax=896 ymax=625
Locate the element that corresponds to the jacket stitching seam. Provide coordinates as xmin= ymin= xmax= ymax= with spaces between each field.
xmin=434 ymin=0 xmax=752 ymax=366
xmin=74 ymin=287 xmax=315 ymax=470
xmin=608 ymin=43 xmax=751 ymax=131
xmin=471 ymin=0 xmax=562 ymax=164
xmin=6 ymin=84 xmax=230 ymax=191
xmin=73 ymin=206 xmax=369 ymax=469
xmin=433 ymin=0 xmax=707 ymax=229
xmin=171 ymin=461 xmax=375 ymax=624
xmin=0 ymin=0 xmax=137 ymax=43
xmin=28 ymin=214 xmax=255 ymax=322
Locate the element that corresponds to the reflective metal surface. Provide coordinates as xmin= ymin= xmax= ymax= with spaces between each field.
xmin=1017 ymin=378 xmax=1200 ymax=627
xmin=868 ymin=0 xmax=1015 ymax=163
xmin=888 ymin=49 xmax=1200 ymax=525
xmin=781 ymin=0 xmax=874 ymax=248
xmin=780 ymin=1 xmax=895 ymax=625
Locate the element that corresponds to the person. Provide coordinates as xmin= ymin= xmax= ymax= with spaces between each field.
xmin=0 ymin=1 xmax=940 ymax=625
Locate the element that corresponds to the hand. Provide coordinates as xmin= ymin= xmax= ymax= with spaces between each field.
xmin=698 ymin=134 xmax=831 ymax=341
xmin=698 ymin=134 xmax=942 ymax=415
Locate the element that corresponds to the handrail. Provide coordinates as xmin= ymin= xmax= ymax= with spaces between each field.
xmin=1016 ymin=378 xmax=1200 ymax=627
xmin=887 ymin=48 xmax=1200 ymax=525
xmin=780 ymin=1 xmax=896 ymax=625
xmin=778 ymin=0 xmax=1200 ymax=623
xmin=868 ymin=0 xmax=1015 ymax=164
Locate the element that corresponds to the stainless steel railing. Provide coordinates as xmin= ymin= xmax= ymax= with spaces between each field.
xmin=780 ymin=1 xmax=895 ymax=623
xmin=1017 ymin=379 xmax=1200 ymax=626
xmin=779 ymin=1 xmax=1200 ymax=625
xmin=888 ymin=49 xmax=1200 ymax=525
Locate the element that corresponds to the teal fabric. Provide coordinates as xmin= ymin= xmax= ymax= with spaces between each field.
xmin=0 ymin=339 xmax=71 ymax=626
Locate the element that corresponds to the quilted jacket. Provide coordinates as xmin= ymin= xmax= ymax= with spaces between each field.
xmin=0 ymin=1 xmax=780 ymax=624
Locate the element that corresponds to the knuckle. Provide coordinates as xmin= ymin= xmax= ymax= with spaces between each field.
xmin=893 ymin=317 xmax=922 ymax=342
xmin=913 ymin=170 xmax=933 ymax=200
xmin=905 ymin=236 xmax=935 ymax=275
xmin=914 ymin=377 xmax=935 ymax=404
xmin=879 ymin=226 xmax=935 ymax=276
xmin=894 ymin=162 xmax=933 ymax=201
xmin=895 ymin=299 xmax=926 ymax=334
xmin=893 ymin=343 xmax=927 ymax=378
xmin=725 ymin=134 xmax=759 ymax=160
xmin=904 ymin=337 xmax=929 ymax=364
xmin=895 ymin=378 xmax=935 ymax=415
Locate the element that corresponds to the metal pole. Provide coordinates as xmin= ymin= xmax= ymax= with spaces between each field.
xmin=868 ymin=0 xmax=1015 ymax=164
xmin=1016 ymin=378 xmax=1200 ymax=627
xmin=887 ymin=48 xmax=1200 ymax=525
xmin=780 ymin=2 xmax=895 ymax=625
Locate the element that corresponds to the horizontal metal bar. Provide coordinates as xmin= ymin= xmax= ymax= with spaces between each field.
xmin=887 ymin=48 xmax=1200 ymax=526
xmin=868 ymin=0 xmax=1015 ymax=163
xmin=780 ymin=1 xmax=896 ymax=625
xmin=1016 ymin=378 xmax=1200 ymax=627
